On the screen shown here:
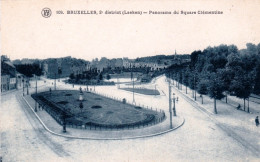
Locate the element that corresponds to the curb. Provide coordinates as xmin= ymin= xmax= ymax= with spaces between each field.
xmin=22 ymin=95 xmax=185 ymax=140
xmin=1 ymin=89 xmax=19 ymax=96
xmin=170 ymin=82 xmax=214 ymax=116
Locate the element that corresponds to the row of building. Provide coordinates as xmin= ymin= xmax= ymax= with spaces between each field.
xmin=7 ymin=51 xmax=191 ymax=81
xmin=1 ymin=55 xmax=23 ymax=92
xmin=41 ymin=56 xmax=172 ymax=79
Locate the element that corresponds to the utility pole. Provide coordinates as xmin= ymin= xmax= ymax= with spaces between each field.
xmin=26 ymin=78 xmax=29 ymax=95
xmin=22 ymin=79 xmax=25 ymax=96
xmin=194 ymin=73 xmax=196 ymax=101
xmin=35 ymin=75 xmax=37 ymax=94
xmin=173 ymin=93 xmax=176 ymax=116
xmin=132 ymin=71 xmax=135 ymax=105
xmin=168 ymin=79 xmax=172 ymax=113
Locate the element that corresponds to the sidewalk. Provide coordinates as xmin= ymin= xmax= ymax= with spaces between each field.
xmin=22 ymin=93 xmax=184 ymax=140
xmin=170 ymin=79 xmax=260 ymax=154
xmin=1 ymin=89 xmax=19 ymax=96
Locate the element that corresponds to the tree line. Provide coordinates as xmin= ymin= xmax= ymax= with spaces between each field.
xmin=15 ymin=64 xmax=43 ymax=77
xmin=166 ymin=43 xmax=260 ymax=113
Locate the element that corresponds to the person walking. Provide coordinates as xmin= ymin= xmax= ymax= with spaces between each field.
xmin=255 ymin=116 xmax=259 ymax=127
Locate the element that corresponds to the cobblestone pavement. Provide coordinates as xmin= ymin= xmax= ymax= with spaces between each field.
xmin=1 ymin=76 xmax=259 ymax=161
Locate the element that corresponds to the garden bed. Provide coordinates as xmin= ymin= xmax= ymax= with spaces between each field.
xmin=120 ymin=88 xmax=160 ymax=95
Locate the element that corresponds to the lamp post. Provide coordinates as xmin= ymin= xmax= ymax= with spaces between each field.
xmin=168 ymin=79 xmax=172 ymax=113
xmin=173 ymin=93 xmax=176 ymax=116
xmin=62 ymin=109 xmax=67 ymax=133
xmin=26 ymin=79 xmax=29 ymax=95
xmin=131 ymin=64 xmax=135 ymax=105
xmin=132 ymin=75 xmax=136 ymax=105
xmin=54 ymin=73 xmax=57 ymax=90
xmin=34 ymin=75 xmax=38 ymax=112
xmin=194 ymin=73 xmax=197 ymax=101
xmin=35 ymin=75 xmax=37 ymax=94
xmin=214 ymin=90 xmax=217 ymax=114
xmin=34 ymin=100 xmax=38 ymax=112
xmin=22 ymin=79 xmax=25 ymax=96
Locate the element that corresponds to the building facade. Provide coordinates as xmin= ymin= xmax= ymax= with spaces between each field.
xmin=1 ymin=74 xmax=10 ymax=92
xmin=1 ymin=55 xmax=18 ymax=92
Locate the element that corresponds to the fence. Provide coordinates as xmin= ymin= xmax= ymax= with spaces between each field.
xmin=65 ymin=112 xmax=165 ymax=131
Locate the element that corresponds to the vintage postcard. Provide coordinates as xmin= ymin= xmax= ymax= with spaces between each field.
xmin=1 ymin=0 xmax=260 ymax=161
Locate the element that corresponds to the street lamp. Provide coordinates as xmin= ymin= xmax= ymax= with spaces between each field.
xmin=26 ymin=79 xmax=29 ymax=95
xmin=62 ymin=109 xmax=67 ymax=133
xmin=131 ymin=64 xmax=136 ymax=105
xmin=173 ymin=93 xmax=176 ymax=116
xmin=34 ymin=74 xmax=37 ymax=94
xmin=54 ymin=73 xmax=57 ymax=90
xmin=22 ymin=79 xmax=25 ymax=96
xmin=34 ymin=75 xmax=38 ymax=112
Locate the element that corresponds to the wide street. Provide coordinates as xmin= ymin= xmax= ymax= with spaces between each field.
xmin=1 ymin=75 xmax=259 ymax=161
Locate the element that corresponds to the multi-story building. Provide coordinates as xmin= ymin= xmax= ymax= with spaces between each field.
xmin=1 ymin=74 xmax=10 ymax=92
xmin=9 ymin=75 xmax=17 ymax=90
xmin=43 ymin=56 xmax=91 ymax=78
xmin=1 ymin=55 xmax=17 ymax=92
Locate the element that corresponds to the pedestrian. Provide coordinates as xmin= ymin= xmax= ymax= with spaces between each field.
xmin=237 ymin=104 xmax=241 ymax=110
xmin=255 ymin=116 xmax=259 ymax=127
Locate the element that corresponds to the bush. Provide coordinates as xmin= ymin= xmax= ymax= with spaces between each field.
xmin=91 ymin=105 xmax=102 ymax=109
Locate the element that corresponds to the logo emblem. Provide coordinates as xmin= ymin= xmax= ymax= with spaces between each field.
xmin=41 ymin=8 xmax=52 ymax=18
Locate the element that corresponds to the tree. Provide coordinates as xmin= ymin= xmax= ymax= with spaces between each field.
xmin=219 ymin=68 xmax=235 ymax=103
xmin=183 ymin=68 xmax=190 ymax=94
xmin=197 ymin=79 xmax=208 ymax=104
xmin=106 ymin=74 xmax=111 ymax=80
xmin=253 ymin=63 xmax=260 ymax=94
xmin=58 ymin=67 xmax=62 ymax=81
xmin=15 ymin=64 xmax=43 ymax=77
xmin=188 ymin=71 xmax=198 ymax=100
xmin=207 ymin=72 xmax=225 ymax=114
xmin=99 ymin=73 xmax=103 ymax=80
xmin=85 ymin=73 xmax=91 ymax=90
xmin=69 ymin=73 xmax=75 ymax=80
xmin=190 ymin=50 xmax=201 ymax=70
xmin=230 ymin=71 xmax=253 ymax=112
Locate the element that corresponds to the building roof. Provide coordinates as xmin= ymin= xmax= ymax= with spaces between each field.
xmin=4 ymin=61 xmax=16 ymax=69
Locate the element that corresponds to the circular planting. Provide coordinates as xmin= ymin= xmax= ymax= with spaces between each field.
xmin=91 ymin=105 xmax=102 ymax=109
xmin=57 ymin=101 xmax=69 ymax=105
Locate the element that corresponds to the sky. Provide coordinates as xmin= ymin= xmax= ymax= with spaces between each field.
xmin=1 ymin=0 xmax=260 ymax=61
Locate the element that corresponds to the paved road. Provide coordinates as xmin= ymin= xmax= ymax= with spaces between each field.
xmin=1 ymin=76 xmax=259 ymax=161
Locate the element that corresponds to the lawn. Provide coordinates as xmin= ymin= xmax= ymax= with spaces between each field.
xmin=31 ymin=90 xmax=164 ymax=128
xmin=120 ymin=87 xmax=160 ymax=95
